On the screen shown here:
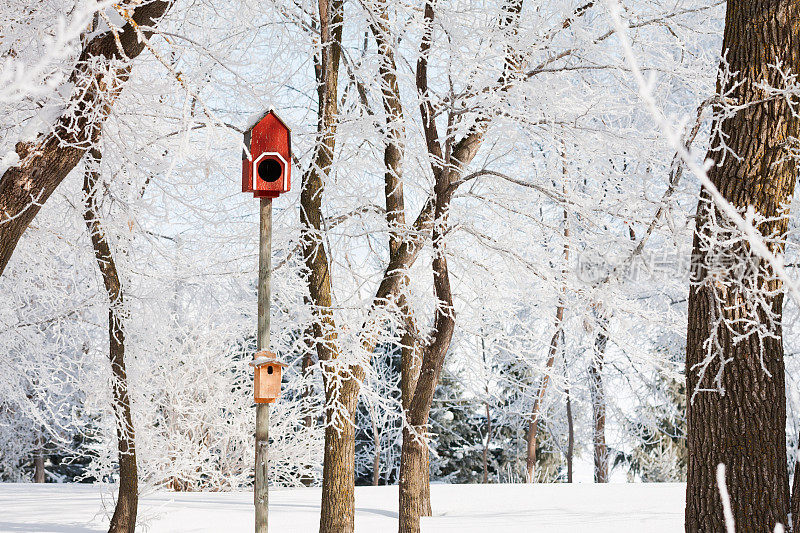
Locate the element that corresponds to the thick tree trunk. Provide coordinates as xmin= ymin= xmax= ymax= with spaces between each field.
xmin=399 ymin=426 xmax=430 ymax=533
xmin=399 ymin=30 xmax=461 ymax=522
xmin=319 ymin=412 xmax=355 ymax=532
xmin=83 ymin=149 xmax=138 ymax=533
xmin=399 ymin=325 xmax=431 ymax=522
xmin=398 ymin=244 xmax=454 ymax=533
xmin=398 ymin=12 xmax=458 ymax=517
xmin=300 ymin=2 xmax=358 ymax=531
xmin=0 ymin=1 xmax=171 ymax=278
xmin=303 ymin=0 xmax=441 ymax=526
xmin=304 ymin=0 xmax=523 ymax=527
xmin=421 ymin=451 xmax=431 ymax=517
xmin=685 ymin=4 xmax=799 ymax=531
xmin=589 ymin=311 xmax=609 ymax=483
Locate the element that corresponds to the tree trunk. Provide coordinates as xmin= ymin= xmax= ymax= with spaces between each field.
xmin=526 ymin=205 xmax=569 ymax=483
xmin=685 ymin=4 xmax=799 ymax=531
xmin=369 ymin=0 xmax=436 ymax=519
xmin=792 ymin=448 xmax=800 ymax=533
xmin=397 ymin=229 xmax=453 ymax=533
xmin=399 ymin=426 xmax=430 ymax=533
xmin=565 ymin=386 xmax=573 ymax=483
xmin=372 ymin=413 xmax=381 ymax=486
xmin=305 ymin=0 xmax=522 ymax=527
xmin=320 ymin=412 xmax=355 ymax=532
xmin=298 ymin=1 xmax=356 ymax=531
xmin=483 ymin=400 xmax=491 ymax=484
xmin=421 ymin=452 xmax=431 ymax=517
xmin=303 ymin=0 xmax=442 ymax=526
xmin=83 ymin=149 xmax=138 ymax=533
xmin=369 ymin=0 xmax=435 ymax=513
xmin=33 ymin=444 xmax=45 ymax=483
xmin=0 ymin=1 xmax=171 ymax=278
xmin=398 ymin=324 xmax=431 ymax=524
xmin=589 ymin=310 xmax=609 ymax=483
xmin=300 ymin=325 xmax=316 ymax=488
xmin=399 ymin=98 xmax=458 ymax=533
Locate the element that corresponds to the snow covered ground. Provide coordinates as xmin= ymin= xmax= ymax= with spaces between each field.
xmin=0 ymin=482 xmax=684 ymax=532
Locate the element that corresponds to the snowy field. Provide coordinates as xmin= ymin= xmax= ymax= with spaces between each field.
xmin=0 ymin=483 xmax=684 ymax=532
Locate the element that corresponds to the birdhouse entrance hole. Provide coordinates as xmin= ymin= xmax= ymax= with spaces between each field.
xmin=267 ymin=365 xmax=274 ymax=374
xmin=258 ymin=159 xmax=282 ymax=183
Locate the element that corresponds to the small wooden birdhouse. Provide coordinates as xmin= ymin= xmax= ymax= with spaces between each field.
xmin=249 ymin=351 xmax=287 ymax=404
xmin=242 ymin=110 xmax=292 ymax=199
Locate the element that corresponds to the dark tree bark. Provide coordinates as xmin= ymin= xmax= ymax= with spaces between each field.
xmin=589 ymin=309 xmax=609 ymax=483
xmin=369 ymin=0 xmax=434 ymax=514
xmin=303 ymin=1 xmax=523 ymax=528
xmin=299 ymin=324 xmax=316 ymax=488
xmin=0 ymin=1 xmax=171 ymax=278
xmin=792 ymin=448 xmax=800 ymax=533
xmin=483 ymin=401 xmax=492 ymax=484
xmin=399 ymin=323 xmax=432 ymax=518
xmin=565 ymin=385 xmax=573 ymax=483
xmin=685 ymin=3 xmax=800 ymax=531
xmin=370 ymin=0 xmax=431 ymax=516
xmin=83 ymin=149 xmax=138 ymax=533
xmin=481 ymin=336 xmax=492 ymax=485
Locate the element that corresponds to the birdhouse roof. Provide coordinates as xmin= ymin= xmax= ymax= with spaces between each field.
xmin=249 ymin=353 xmax=289 ymax=368
xmin=244 ymin=108 xmax=291 ymax=134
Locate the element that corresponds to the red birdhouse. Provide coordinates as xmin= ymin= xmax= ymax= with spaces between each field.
xmin=242 ymin=110 xmax=292 ymax=198
xmin=249 ymin=351 xmax=287 ymax=404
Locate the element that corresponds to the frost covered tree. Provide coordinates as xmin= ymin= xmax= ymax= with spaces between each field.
xmin=0 ymin=1 xmax=172 ymax=276
xmin=684 ymin=3 xmax=800 ymax=531
xmin=2 ymin=0 xmax=324 ymax=527
xmin=616 ymin=344 xmax=686 ymax=483
xmin=11 ymin=2 xmax=798 ymax=533
xmin=83 ymin=149 xmax=138 ymax=533
xmin=1 ymin=3 xmax=175 ymax=526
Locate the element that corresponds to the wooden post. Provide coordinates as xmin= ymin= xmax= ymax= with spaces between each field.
xmin=255 ymin=197 xmax=272 ymax=533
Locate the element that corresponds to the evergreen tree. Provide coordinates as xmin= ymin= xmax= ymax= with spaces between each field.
xmin=354 ymin=340 xmax=402 ymax=485
xmin=429 ymin=370 xmax=485 ymax=483
xmin=616 ymin=354 xmax=686 ymax=482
